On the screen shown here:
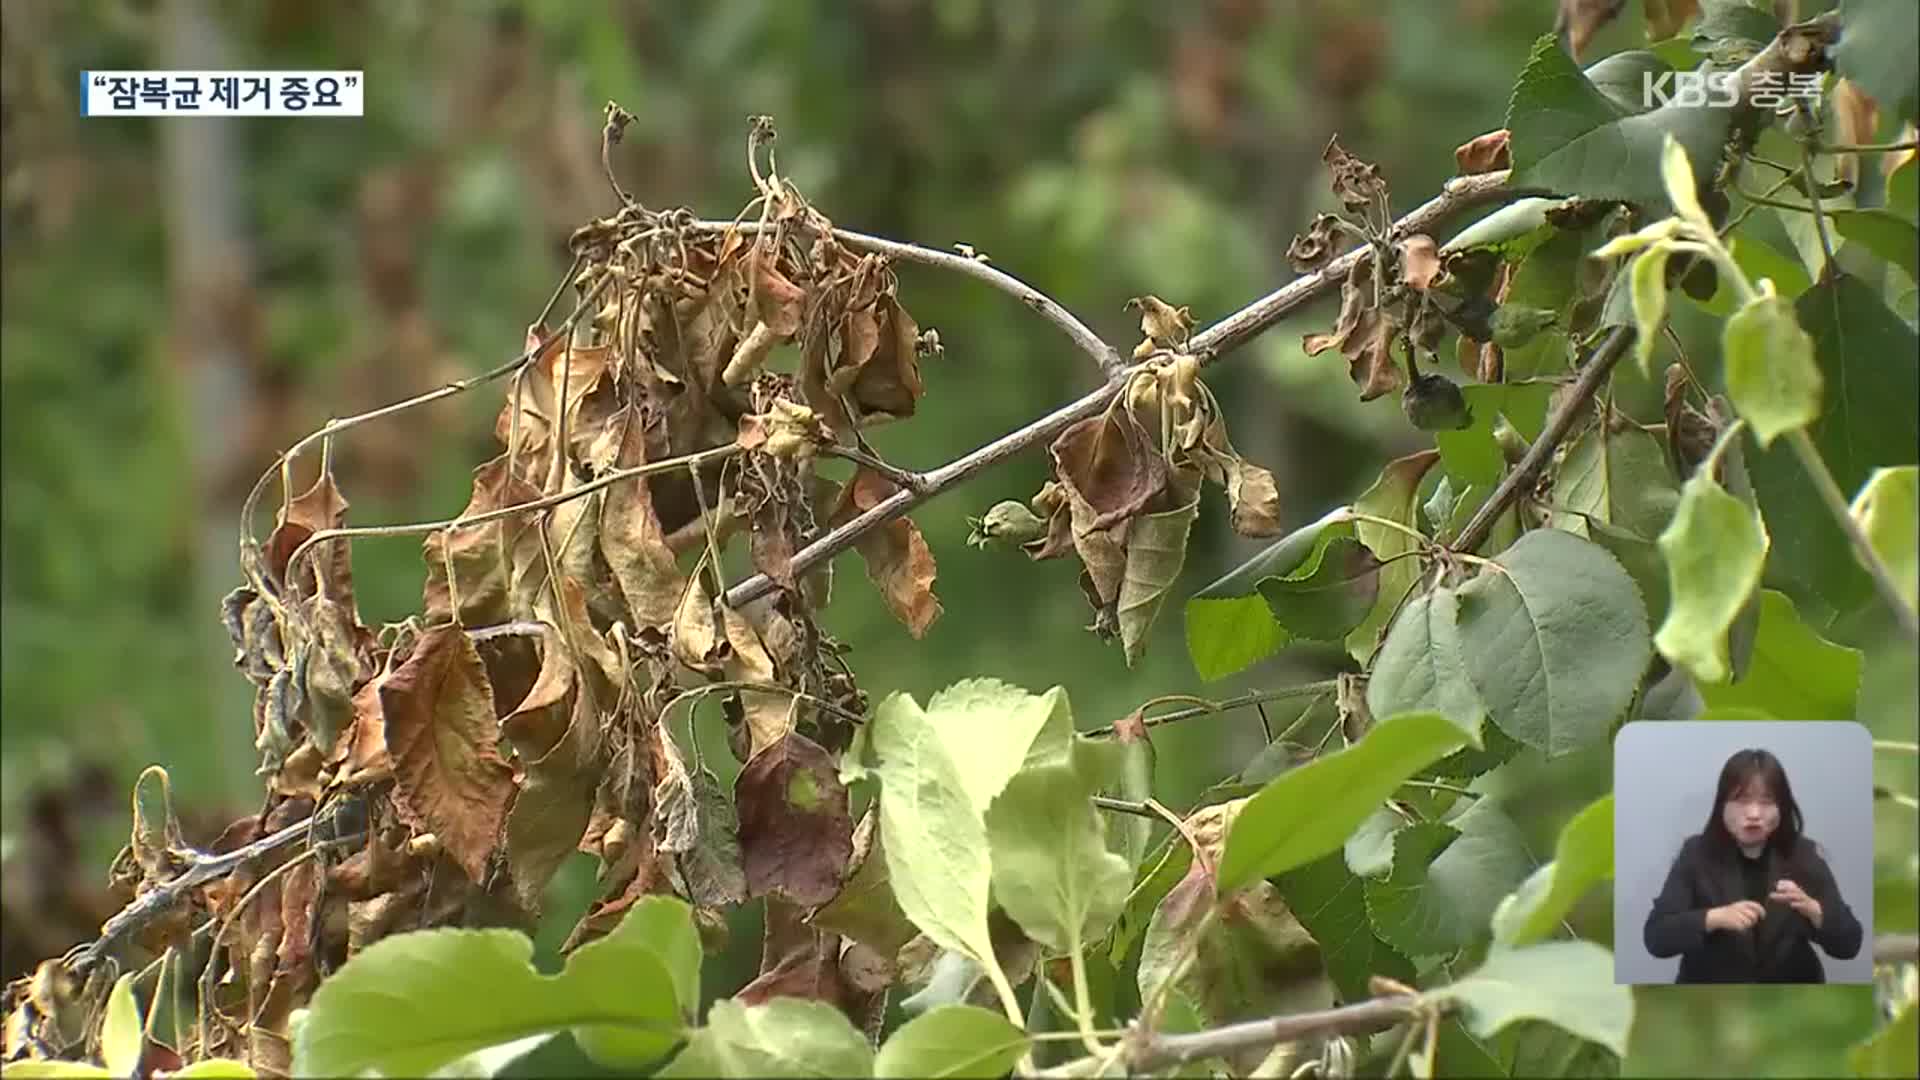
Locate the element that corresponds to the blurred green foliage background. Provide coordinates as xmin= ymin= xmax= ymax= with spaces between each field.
xmin=2 ymin=2 xmax=1912 ymax=1076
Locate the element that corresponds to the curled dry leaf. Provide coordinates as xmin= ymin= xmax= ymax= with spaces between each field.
xmin=1049 ymin=412 xmax=1170 ymax=533
xmin=600 ymin=407 xmax=689 ymax=632
xmin=377 ymin=625 xmax=516 ymax=883
xmin=1126 ymin=295 xmax=1195 ymax=357
xmin=1303 ymin=256 xmax=1402 ymax=402
xmin=1556 ymin=0 xmax=1630 ymax=62
xmin=421 ymin=455 xmax=545 ymax=627
xmin=499 ymin=624 xmax=600 ymax=913
xmin=737 ymin=398 xmax=826 ymax=461
xmin=828 ymin=467 xmax=943 ymax=638
xmin=1453 ymin=129 xmax=1512 ymax=175
xmin=1321 ymin=136 xmax=1389 ymax=214
xmin=1287 ymin=213 xmax=1346 ymax=273
xmin=749 ymin=240 xmax=807 ymax=338
xmin=1117 ymin=492 xmax=1202 ymax=667
xmin=1397 ymin=234 xmax=1442 ymax=291
xmin=735 ymin=731 xmax=854 ymax=906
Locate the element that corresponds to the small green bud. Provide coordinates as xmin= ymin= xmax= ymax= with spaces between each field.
xmin=966 ymin=500 xmax=1048 ymax=548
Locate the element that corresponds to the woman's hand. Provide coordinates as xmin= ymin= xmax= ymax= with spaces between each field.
xmin=1705 ymin=900 xmax=1765 ymax=932
xmin=1770 ymin=879 xmax=1823 ymax=928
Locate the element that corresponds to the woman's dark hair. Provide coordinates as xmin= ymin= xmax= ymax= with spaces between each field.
xmin=1700 ymin=748 xmax=1806 ymax=861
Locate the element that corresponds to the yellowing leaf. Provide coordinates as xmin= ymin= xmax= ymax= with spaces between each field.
xmin=1723 ymin=288 xmax=1822 ymax=446
xmin=1655 ymin=473 xmax=1770 ymax=684
xmin=1117 ymin=495 xmax=1200 ymax=668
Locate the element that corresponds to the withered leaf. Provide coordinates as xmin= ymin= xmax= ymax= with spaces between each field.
xmin=1301 ymin=254 xmax=1375 ymax=358
xmin=1322 ymin=137 xmax=1388 ymax=213
xmin=1398 ymin=235 xmax=1442 ymax=291
xmin=378 ymin=625 xmax=516 ymax=883
xmin=680 ymin=766 xmax=748 ymax=908
xmin=1127 ymin=295 xmax=1195 ymax=352
xmin=735 ymin=731 xmax=854 ymax=906
xmin=422 ymin=455 xmax=544 ymax=626
xmin=671 ymin=574 xmax=723 ymax=674
xmin=850 ymin=293 xmax=925 ymax=419
xmin=750 ymin=242 xmax=807 ymax=338
xmin=1050 ymin=413 xmax=1170 ymax=532
xmin=504 ymin=689 xmax=601 ymax=915
xmin=601 ymin=407 xmax=688 ymax=631
xmin=1117 ymin=494 xmax=1201 ymax=667
xmin=1453 ymin=129 xmax=1512 ymax=176
xmin=272 ymin=464 xmax=354 ymax=602
xmin=1286 ymin=214 xmax=1345 ymax=273
xmin=829 ymin=468 xmax=942 ymax=637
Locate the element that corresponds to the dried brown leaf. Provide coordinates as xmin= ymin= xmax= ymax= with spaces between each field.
xmin=1322 ymin=137 xmax=1388 ymax=212
xmin=736 ymin=731 xmax=854 ymax=906
xmin=1049 ymin=413 xmax=1170 ymax=532
xmin=750 ymin=243 xmax=807 ymax=338
xmin=829 ymin=468 xmax=943 ymax=637
xmin=379 ymin=625 xmax=516 ymax=882
xmin=850 ymin=293 xmax=925 ymax=420
xmin=1644 ymin=0 xmax=1701 ymax=43
xmin=422 ymin=455 xmax=544 ymax=626
xmin=1830 ymin=79 xmax=1879 ymax=188
xmin=1286 ymin=213 xmax=1345 ymax=273
xmin=601 ymin=407 xmax=688 ymax=632
xmin=1556 ymin=0 xmax=1628 ymax=62
xmin=1398 ymin=234 xmax=1442 ymax=291
xmin=1453 ymin=129 xmax=1512 ymax=176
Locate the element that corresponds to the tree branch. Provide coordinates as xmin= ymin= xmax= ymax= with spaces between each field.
xmin=1451 ymin=325 xmax=1633 ymax=554
xmin=1118 ymin=993 xmax=1422 ymax=1074
xmin=720 ymin=170 xmax=1528 ymax=609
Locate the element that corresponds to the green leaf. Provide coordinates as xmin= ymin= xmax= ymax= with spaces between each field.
xmin=1186 ymin=511 xmax=1374 ymax=681
xmin=660 ymin=999 xmax=874 ymax=1079
xmin=921 ymin=679 xmax=1072 ymax=809
xmin=1851 ymin=466 xmax=1920 ymax=610
xmin=1835 ymin=0 xmax=1920 ymax=119
xmin=1584 ymin=51 xmax=1673 ymax=115
xmin=1490 ymin=795 xmax=1615 ymax=948
xmin=1851 ymin=998 xmax=1918 ymax=1079
xmin=1365 ymin=798 xmax=1535 ymax=956
xmin=1455 ymin=529 xmax=1651 ymax=757
xmin=1343 ymin=808 xmax=1402 ymax=880
xmin=812 ymin=813 xmax=920 ymax=955
xmin=1441 ymin=198 xmax=1580 ymax=257
xmin=1434 ymin=383 xmax=1555 ymax=487
xmin=1654 ymin=472 xmax=1770 ymax=684
xmin=1498 ymin=227 xmax=1592 ymax=380
xmin=985 ymin=740 xmax=1132 ymax=954
xmin=1436 ymin=942 xmax=1634 ymax=1057
xmin=1273 ymin=854 xmax=1416 ymax=1004
xmin=1750 ymin=274 xmax=1920 ymax=615
xmin=293 ymin=896 xmax=698 ymax=1076
xmin=1631 ymin=246 xmax=1675 ymax=376
xmin=101 ymin=972 xmax=141 ymax=1079
xmin=1367 ymin=588 xmax=1488 ymax=739
xmin=1118 ymin=494 xmax=1200 ymax=667
xmin=1724 ymin=290 xmax=1822 ymax=446
xmin=1693 ymin=0 xmax=1779 ymax=54
xmin=1548 ymin=425 xmax=1681 ymax=542
xmin=1110 ymin=837 xmax=1192 ymax=968
xmin=1507 ymin=33 xmax=1735 ymax=213
xmin=1218 ymin=711 xmax=1472 ymax=891
xmin=1696 ymin=590 xmax=1864 ymax=719
xmin=874 ymin=1005 xmax=1031 ymax=1079
xmin=0 ymin=1066 xmax=114 ymax=1078
xmin=1660 ymin=133 xmax=1710 ymax=231
xmin=1345 ymin=452 xmax=1441 ymax=662
xmin=1831 ymin=209 xmax=1920 ymax=285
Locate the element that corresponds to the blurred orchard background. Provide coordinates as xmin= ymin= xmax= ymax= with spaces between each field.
xmin=2 ymin=2 xmax=1913 ymax=1076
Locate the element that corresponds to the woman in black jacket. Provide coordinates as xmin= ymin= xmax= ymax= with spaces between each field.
xmin=1643 ymin=748 xmax=1863 ymax=983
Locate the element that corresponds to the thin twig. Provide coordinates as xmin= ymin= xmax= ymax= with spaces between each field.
xmin=1452 ymin=326 xmax=1633 ymax=554
xmin=1117 ymin=993 xmax=1424 ymax=1073
xmin=717 ymin=171 xmax=1529 ymax=609
xmin=1082 ymin=682 xmax=1339 ymax=738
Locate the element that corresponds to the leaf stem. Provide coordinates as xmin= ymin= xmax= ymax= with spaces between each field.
xmin=1399 ymin=778 xmax=1482 ymax=800
xmin=1785 ymin=429 xmax=1920 ymax=639
xmin=1818 ymin=139 xmax=1919 ymax=154
xmin=1340 ymin=510 xmax=1432 ymax=549
xmin=1874 ymin=740 xmax=1920 ymax=755
xmin=1068 ymin=942 xmax=1105 ymax=1056
xmin=1083 ymin=683 xmax=1338 ymax=738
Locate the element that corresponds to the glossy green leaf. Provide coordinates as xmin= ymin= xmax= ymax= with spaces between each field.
xmin=1750 ymin=274 xmax=1919 ymax=615
xmin=1365 ymin=798 xmax=1535 ymax=956
xmin=1118 ymin=494 xmax=1200 ymax=668
xmin=1724 ymin=289 xmax=1822 ymax=446
xmin=1109 ymin=837 xmax=1192 ymax=968
xmin=1273 ymin=853 xmax=1416 ymax=1004
xmin=1696 ymin=590 xmax=1863 ymax=720
xmin=985 ymin=739 xmax=1131 ymax=954
xmin=293 ymin=896 xmax=697 ymax=1076
xmin=1655 ymin=472 xmax=1769 ymax=684
xmin=660 ymin=999 xmax=873 ymax=1079
xmin=1186 ymin=511 xmax=1374 ymax=681
xmin=1507 ymin=33 xmax=1734 ymax=214
xmin=867 ymin=691 xmax=1010 ymax=1004
xmin=1218 ymin=710 xmax=1472 ymax=891
xmin=1346 ymin=452 xmax=1441 ymax=662
xmin=1850 ymin=466 xmax=1920 ymax=610
xmin=1455 ymin=529 xmax=1651 ymax=757
xmin=1490 ymin=795 xmax=1615 ymax=947
xmin=1436 ymin=942 xmax=1634 ymax=1057
xmin=1547 ymin=425 xmax=1680 ymax=542
xmin=874 ymin=1005 xmax=1031 ymax=1079
xmin=1367 ymin=588 xmax=1487 ymax=739
xmin=101 ymin=972 xmax=141 ymax=1079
